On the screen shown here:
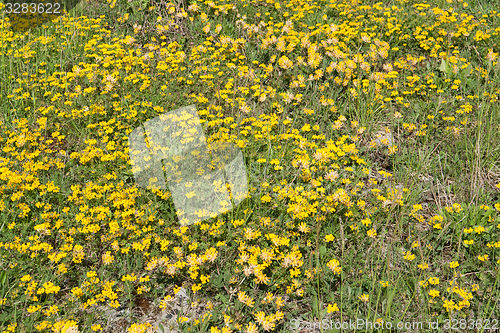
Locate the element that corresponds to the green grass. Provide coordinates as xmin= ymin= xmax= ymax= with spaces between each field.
xmin=1 ymin=0 xmax=500 ymax=332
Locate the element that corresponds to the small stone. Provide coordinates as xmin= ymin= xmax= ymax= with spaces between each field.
xmin=374 ymin=130 xmax=394 ymax=147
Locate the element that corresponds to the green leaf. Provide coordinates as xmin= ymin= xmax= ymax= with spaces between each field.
xmin=319 ymin=245 xmax=326 ymax=257
xmin=312 ymin=297 xmax=318 ymax=316
xmin=213 ymin=274 xmax=223 ymax=287
xmin=217 ymin=294 xmax=228 ymax=304
xmin=386 ymin=287 xmax=396 ymax=311
xmin=354 ymin=287 xmax=362 ymax=295
xmin=0 ymin=312 xmax=10 ymax=321
xmin=439 ymin=59 xmax=448 ymax=73
xmin=406 ymin=277 xmax=415 ymax=294
xmin=446 ymin=63 xmax=453 ymax=77
xmin=0 ymin=271 xmax=6 ymax=286
xmin=484 ymin=209 xmax=494 ymax=219
xmin=326 ymin=329 xmax=341 ymax=333
xmin=157 ymin=323 xmax=165 ymax=333
xmin=463 ymin=64 xmax=472 ymax=77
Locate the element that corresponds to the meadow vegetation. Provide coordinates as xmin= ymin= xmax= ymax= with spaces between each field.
xmin=1 ymin=0 xmax=500 ymax=331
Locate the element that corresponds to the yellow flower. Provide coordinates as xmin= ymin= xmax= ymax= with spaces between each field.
xmin=324 ymin=234 xmax=335 ymax=242
xmin=278 ymin=55 xmax=293 ymax=70
xmin=428 ymin=277 xmax=439 ymax=285
xmin=361 ymin=218 xmax=371 ymax=226
xmin=127 ymin=323 xmax=152 ymax=333
xmin=301 ymin=124 xmax=311 ymax=132
xmin=452 ymin=203 xmax=462 ymax=213
xmin=21 ymin=275 xmax=31 ymax=282
xmin=429 ymin=289 xmax=440 ymax=298
xmin=298 ymin=222 xmax=310 ymax=233
xmin=327 ymin=259 xmax=342 ymax=274
xmin=261 ymin=194 xmax=272 ymax=203
xmin=122 ymin=274 xmax=138 ymax=282
xmin=418 ymin=262 xmax=428 ymax=270
xmin=478 ymin=254 xmax=489 ymax=262
xmin=42 ymin=281 xmax=60 ymax=294
xmin=86 ymin=271 xmax=97 ymax=278
xmin=245 ymin=322 xmax=259 ymax=333
xmin=238 ymin=291 xmax=255 ymax=307
xmin=327 ymin=303 xmax=340 ymax=313
xmin=28 ymin=305 xmax=41 ymax=313
xmin=358 ymin=293 xmax=369 ymax=303
xmin=91 ymin=324 xmax=103 ymax=331
xmin=367 ymin=228 xmax=377 ymax=238
xmin=52 ymin=320 xmax=79 ymax=333
xmin=192 ymin=283 xmax=202 ymax=293
xmin=71 ymin=287 xmax=84 ymax=298
xmin=200 ymin=275 xmax=210 ymax=284
xmin=403 ymin=251 xmax=415 ymax=261
xmin=202 ymin=23 xmax=211 ymax=34
xmin=102 ymin=251 xmax=114 ymax=265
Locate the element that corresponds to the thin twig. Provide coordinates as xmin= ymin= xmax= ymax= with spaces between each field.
xmin=339 ymin=216 xmax=345 ymax=259
xmin=437 ymin=156 xmax=450 ymax=207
